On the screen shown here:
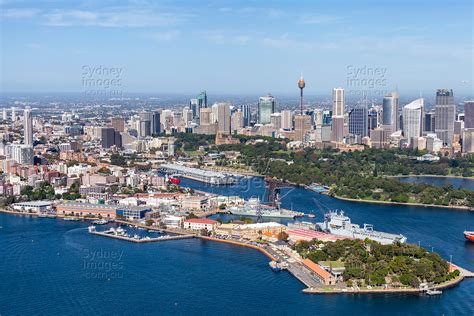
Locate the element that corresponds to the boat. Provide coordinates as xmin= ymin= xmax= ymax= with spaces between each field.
xmin=115 ymin=227 xmax=126 ymax=236
xmin=307 ymin=214 xmax=316 ymax=218
xmin=92 ymin=219 xmax=108 ymax=225
xmin=316 ymin=211 xmax=407 ymax=245
xmin=38 ymin=213 xmax=48 ymax=218
xmin=425 ymin=289 xmax=442 ymax=295
xmin=88 ymin=226 xmax=96 ymax=233
xmin=64 ymin=217 xmax=80 ymax=221
xmin=228 ymin=198 xmax=304 ymax=219
xmin=269 ymin=261 xmax=282 ymax=272
xmin=133 ymin=234 xmax=140 ymax=240
xmin=307 ymin=183 xmax=330 ymax=194
xmin=464 ymin=231 xmax=474 ymax=242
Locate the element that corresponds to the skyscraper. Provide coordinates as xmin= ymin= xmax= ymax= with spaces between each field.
xmin=348 ymin=105 xmax=368 ymax=138
xmin=434 ymin=89 xmax=455 ymax=146
xmin=111 ymin=117 xmax=125 ymax=132
xmin=216 ymin=102 xmax=231 ymax=134
xmin=23 ymin=107 xmax=33 ymax=146
xmin=382 ymin=92 xmax=399 ymax=133
xmin=464 ymin=101 xmax=474 ymax=128
xmin=331 ymin=88 xmax=345 ymax=142
xmin=258 ymin=94 xmax=275 ymax=124
xmin=241 ymin=104 xmax=251 ymax=127
xmin=423 ymin=112 xmax=435 ymax=133
xmin=11 ymin=107 xmax=16 ymax=122
xmin=190 ymin=99 xmax=199 ymax=119
xmin=152 ymin=111 xmax=161 ymax=134
xmin=100 ymin=127 xmax=116 ymax=148
xmin=294 ymin=115 xmax=312 ymax=142
xmin=281 ymin=110 xmax=293 ymax=130
xmin=402 ymin=98 xmax=424 ymax=145
xmin=138 ymin=111 xmax=153 ymax=137
xmin=197 ymin=91 xmax=208 ymax=109
xmin=298 ymin=75 xmax=305 ymax=115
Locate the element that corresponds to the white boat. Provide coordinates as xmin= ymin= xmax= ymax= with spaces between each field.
xmin=88 ymin=226 xmax=96 ymax=233
xmin=64 ymin=217 xmax=80 ymax=221
xmin=116 ymin=227 xmax=126 ymax=236
xmin=425 ymin=289 xmax=442 ymax=295
xmin=133 ymin=234 xmax=140 ymax=240
xmin=92 ymin=219 xmax=108 ymax=225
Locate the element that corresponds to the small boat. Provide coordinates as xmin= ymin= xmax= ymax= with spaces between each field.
xmin=464 ymin=231 xmax=474 ymax=242
xmin=425 ymin=289 xmax=442 ymax=295
xmin=307 ymin=214 xmax=316 ymax=218
xmin=64 ymin=217 xmax=80 ymax=221
xmin=38 ymin=213 xmax=48 ymax=218
xmin=88 ymin=226 xmax=96 ymax=233
xmin=47 ymin=214 xmax=57 ymax=218
xmin=269 ymin=261 xmax=282 ymax=272
xmin=92 ymin=219 xmax=108 ymax=225
xmin=133 ymin=234 xmax=140 ymax=240
xmin=115 ymin=227 xmax=126 ymax=236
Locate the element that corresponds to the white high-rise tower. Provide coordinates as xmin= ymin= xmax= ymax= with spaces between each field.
xmin=24 ymin=107 xmax=33 ymax=146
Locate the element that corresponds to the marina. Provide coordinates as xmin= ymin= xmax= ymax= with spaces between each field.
xmin=88 ymin=225 xmax=195 ymax=243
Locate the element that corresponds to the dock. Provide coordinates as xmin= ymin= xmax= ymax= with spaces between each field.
xmin=89 ymin=230 xmax=195 ymax=243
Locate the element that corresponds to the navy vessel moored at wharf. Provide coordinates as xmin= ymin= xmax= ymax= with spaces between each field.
xmin=316 ymin=211 xmax=407 ymax=245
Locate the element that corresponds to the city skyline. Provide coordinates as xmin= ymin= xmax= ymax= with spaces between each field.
xmin=1 ymin=0 xmax=473 ymax=94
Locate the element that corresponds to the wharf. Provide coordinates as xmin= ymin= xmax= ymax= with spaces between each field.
xmin=90 ymin=230 xmax=195 ymax=243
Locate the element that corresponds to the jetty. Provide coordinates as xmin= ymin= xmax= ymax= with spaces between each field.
xmin=88 ymin=227 xmax=195 ymax=243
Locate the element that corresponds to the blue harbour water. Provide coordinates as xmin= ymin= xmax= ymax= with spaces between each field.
xmin=1 ymin=176 xmax=473 ymax=315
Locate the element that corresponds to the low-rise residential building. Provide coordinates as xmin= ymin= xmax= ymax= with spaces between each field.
xmin=183 ymin=218 xmax=218 ymax=231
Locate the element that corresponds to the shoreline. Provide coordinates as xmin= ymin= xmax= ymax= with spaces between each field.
xmin=1 ymin=209 xmax=472 ymax=295
xmin=303 ymin=273 xmax=466 ymax=295
xmin=388 ymin=174 xmax=474 ymax=180
xmin=332 ymin=195 xmax=472 ymax=211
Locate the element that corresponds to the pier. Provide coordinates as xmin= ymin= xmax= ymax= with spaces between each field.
xmin=89 ymin=230 xmax=195 ymax=243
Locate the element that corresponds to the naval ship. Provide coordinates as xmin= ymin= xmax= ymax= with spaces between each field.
xmin=316 ymin=211 xmax=407 ymax=245
xmin=228 ymin=198 xmax=304 ymax=219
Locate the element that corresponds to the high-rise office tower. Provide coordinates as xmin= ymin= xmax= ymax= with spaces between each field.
xmin=231 ymin=111 xmax=244 ymax=133
xmin=258 ymin=94 xmax=275 ymax=124
xmin=23 ymin=107 xmax=33 ymax=146
xmin=382 ymin=91 xmax=399 ymax=131
xmin=368 ymin=107 xmax=380 ymax=131
xmin=138 ymin=111 xmax=153 ymax=137
xmin=435 ymin=89 xmax=455 ymax=146
xmin=190 ymin=99 xmax=199 ymax=119
xmin=199 ymin=108 xmax=212 ymax=125
xmin=100 ymin=127 xmax=116 ymax=148
xmin=298 ymin=75 xmax=305 ymax=115
xmin=111 ymin=117 xmax=125 ymax=132
xmin=241 ymin=104 xmax=251 ymax=127
xmin=2 ymin=109 xmax=7 ymax=120
xmin=183 ymin=107 xmax=192 ymax=126
xmin=11 ymin=107 xmax=16 ymax=122
xmin=281 ymin=110 xmax=293 ymax=130
xmin=270 ymin=113 xmax=282 ymax=130
xmin=331 ymin=88 xmax=345 ymax=142
xmin=197 ymin=91 xmax=208 ymax=109
xmin=423 ymin=112 xmax=435 ymax=133
xmin=464 ymin=101 xmax=474 ymax=128
xmin=152 ymin=111 xmax=161 ymax=134
xmin=216 ymin=102 xmax=231 ymax=134
xmin=402 ymin=98 xmax=424 ymax=145
xmin=294 ymin=115 xmax=312 ymax=142
xmin=348 ymin=105 xmax=368 ymax=138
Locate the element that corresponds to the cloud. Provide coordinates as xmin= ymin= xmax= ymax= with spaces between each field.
xmin=146 ymin=31 xmax=180 ymax=41
xmin=42 ymin=8 xmax=188 ymax=27
xmin=1 ymin=8 xmax=40 ymax=18
xmin=300 ymin=15 xmax=341 ymax=25
xmin=200 ymin=31 xmax=251 ymax=45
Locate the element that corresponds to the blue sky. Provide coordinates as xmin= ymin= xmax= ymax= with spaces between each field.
xmin=0 ymin=0 xmax=472 ymax=95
